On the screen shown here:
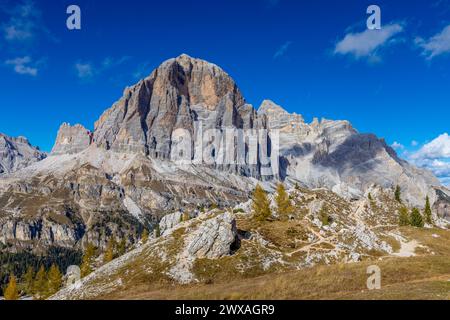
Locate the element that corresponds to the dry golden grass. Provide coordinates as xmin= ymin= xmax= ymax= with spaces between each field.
xmin=95 ymin=227 xmax=450 ymax=300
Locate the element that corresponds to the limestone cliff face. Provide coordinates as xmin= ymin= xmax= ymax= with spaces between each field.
xmin=258 ymin=99 xmax=441 ymax=207
xmin=94 ymin=54 xmax=255 ymax=155
xmin=0 ymin=133 xmax=46 ymax=174
xmin=51 ymin=123 xmax=92 ymax=155
xmin=92 ymin=54 xmax=267 ymax=178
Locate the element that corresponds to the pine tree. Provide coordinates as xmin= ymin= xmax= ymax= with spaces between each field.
xmin=47 ymin=264 xmax=62 ymax=296
xmin=80 ymin=243 xmax=96 ymax=278
xmin=23 ymin=266 xmax=35 ymax=295
xmin=274 ymin=183 xmax=294 ymax=220
xmin=252 ymin=184 xmax=271 ymax=222
xmin=103 ymin=237 xmax=116 ymax=263
xmin=33 ymin=265 xmax=47 ymax=299
xmin=395 ymin=185 xmax=402 ymax=203
xmin=368 ymin=193 xmax=373 ymax=201
xmin=142 ymin=229 xmax=149 ymax=242
xmin=398 ymin=207 xmax=410 ymax=226
xmin=4 ymin=274 xmax=19 ymax=300
xmin=410 ymin=208 xmax=424 ymax=228
xmin=424 ymin=196 xmax=432 ymax=225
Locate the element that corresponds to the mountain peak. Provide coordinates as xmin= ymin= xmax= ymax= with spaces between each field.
xmin=0 ymin=133 xmax=46 ymax=174
xmin=258 ymin=100 xmax=288 ymax=115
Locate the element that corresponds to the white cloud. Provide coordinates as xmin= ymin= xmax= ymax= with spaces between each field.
xmin=75 ymin=56 xmax=132 ymax=80
xmin=391 ymin=141 xmax=405 ymax=150
xmin=1 ymin=0 xmax=44 ymax=43
xmin=75 ymin=63 xmax=94 ymax=79
xmin=273 ymin=41 xmax=292 ymax=59
xmin=5 ymin=56 xmax=38 ymax=76
xmin=334 ymin=24 xmax=404 ymax=60
xmin=410 ymin=133 xmax=450 ymax=160
xmin=408 ymin=133 xmax=450 ymax=186
xmin=101 ymin=56 xmax=131 ymax=69
xmin=416 ymin=25 xmax=450 ymax=59
xmin=411 ymin=140 xmax=419 ymax=147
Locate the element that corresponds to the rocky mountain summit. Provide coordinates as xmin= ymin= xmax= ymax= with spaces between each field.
xmin=0 ymin=133 xmax=46 ymax=175
xmin=0 ymin=54 xmax=449 ymax=257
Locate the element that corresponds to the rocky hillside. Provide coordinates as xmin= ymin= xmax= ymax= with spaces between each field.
xmin=0 ymin=54 xmax=449 ymax=256
xmin=0 ymin=133 xmax=46 ymax=175
xmin=50 ymin=185 xmax=449 ymax=300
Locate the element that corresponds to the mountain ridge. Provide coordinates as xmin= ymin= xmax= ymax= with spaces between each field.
xmin=0 ymin=54 xmax=449 ymax=256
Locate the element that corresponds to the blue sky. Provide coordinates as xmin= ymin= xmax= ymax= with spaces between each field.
xmin=0 ymin=0 xmax=449 ymax=185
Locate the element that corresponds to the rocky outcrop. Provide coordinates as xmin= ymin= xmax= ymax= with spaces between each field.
xmin=50 ymin=211 xmax=239 ymax=299
xmin=51 ymin=123 xmax=92 ymax=155
xmin=186 ymin=211 xmax=237 ymax=259
xmin=0 ymin=133 xmax=46 ymax=174
xmin=159 ymin=211 xmax=183 ymax=235
xmin=434 ymin=188 xmax=450 ymax=222
xmin=0 ymin=217 xmax=84 ymax=249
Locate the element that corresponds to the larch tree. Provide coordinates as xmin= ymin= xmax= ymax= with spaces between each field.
xmin=33 ymin=265 xmax=48 ymax=299
xmin=274 ymin=183 xmax=294 ymax=220
xmin=23 ymin=266 xmax=35 ymax=296
xmin=252 ymin=184 xmax=272 ymax=222
xmin=103 ymin=237 xmax=117 ymax=264
xmin=141 ymin=229 xmax=149 ymax=242
xmin=117 ymin=238 xmax=127 ymax=256
xmin=47 ymin=264 xmax=62 ymax=296
xmin=4 ymin=274 xmax=19 ymax=300
xmin=80 ymin=242 xmax=96 ymax=278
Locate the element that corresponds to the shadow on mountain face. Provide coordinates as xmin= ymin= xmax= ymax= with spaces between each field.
xmin=312 ymin=133 xmax=404 ymax=175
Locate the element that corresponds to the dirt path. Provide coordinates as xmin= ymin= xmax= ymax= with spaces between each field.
xmin=393 ymin=239 xmax=420 ymax=257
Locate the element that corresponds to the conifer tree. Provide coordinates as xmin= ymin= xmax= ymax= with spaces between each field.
xmin=395 ymin=185 xmax=402 ymax=203
xmin=23 ymin=266 xmax=35 ymax=295
xmin=319 ymin=207 xmax=330 ymax=226
xmin=47 ymin=264 xmax=62 ymax=296
xmin=4 ymin=274 xmax=19 ymax=300
xmin=182 ymin=212 xmax=190 ymax=222
xmin=398 ymin=207 xmax=410 ymax=226
xmin=80 ymin=243 xmax=96 ymax=277
xmin=117 ymin=238 xmax=127 ymax=256
xmin=153 ymin=226 xmax=160 ymax=238
xmin=410 ymin=208 xmax=424 ymax=228
xmin=252 ymin=184 xmax=271 ymax=222
xmin=103 ymin=237 xmax=116 ymax=263
xmin=33 ymin=265 xmax=47 ymax=299
xmin=274 ymin=183 xmax=294 ymax=220
xmin=424 ymin=196 xmax=432 ymax=225
xmin=142 ymin=229 xmax=149 ymax=242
